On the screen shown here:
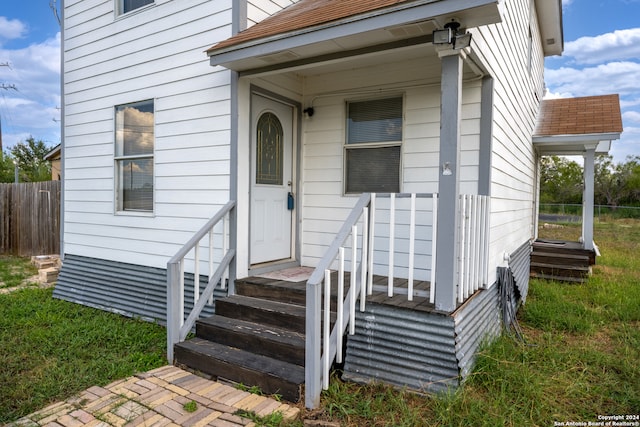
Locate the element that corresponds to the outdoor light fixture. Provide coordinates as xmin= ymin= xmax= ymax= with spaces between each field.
xmin=432 ymin=21 xmax=472 ymax=49
xmin=432 ymin=27 xmax=453 ymax=45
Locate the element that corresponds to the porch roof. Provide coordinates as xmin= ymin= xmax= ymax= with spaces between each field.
xmin=533 ymin=94 xmax=623 ymax=155
xmin=207 ymin=0 xmax=504 ymax=74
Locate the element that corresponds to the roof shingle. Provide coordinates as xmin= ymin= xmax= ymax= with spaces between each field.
xmin=534 ymin=94 xmax=623 ymax=137
xmin=208 ymin=0 xmax=413 ymax=53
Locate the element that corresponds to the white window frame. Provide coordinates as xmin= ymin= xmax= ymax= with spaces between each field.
xmin=343 ymin=96 xmax=404 ymax=194
xmin=114 ymin=99 xmax=155 ymax=214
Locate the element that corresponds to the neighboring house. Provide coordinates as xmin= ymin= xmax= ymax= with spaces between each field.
xmin=55 ymin=0 xmax=622 ymax=408
xmin=45 ymin=144 xmax=62 ymax=181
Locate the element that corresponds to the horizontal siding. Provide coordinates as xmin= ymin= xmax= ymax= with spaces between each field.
xmin=299 ymin=56 xmax=481 ymax=274
xmin=247 ymin=0 xmax=297 ymax=27
xmin=53 ymin=254 xmax=223 ymax=323
xmin=471 ymin=0 xmax=545 ymax=284
xmin=63 ymin=0 xmax=234 ymax=269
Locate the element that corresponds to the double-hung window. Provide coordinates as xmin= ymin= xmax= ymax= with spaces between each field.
xmin=345 ymin=97 xmax=403 ymax=194
xmin=115 ymin=100 xmax=154 ymax=212
xmin=119 ymin=0 xmax=153 ymax=15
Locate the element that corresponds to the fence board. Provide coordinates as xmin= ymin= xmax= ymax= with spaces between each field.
xmin=0 ymin=181 xmax=61 ymax=256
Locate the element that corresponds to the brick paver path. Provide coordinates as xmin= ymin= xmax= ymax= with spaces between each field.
xmin=6 ymin=366 xmax=300 ymax=427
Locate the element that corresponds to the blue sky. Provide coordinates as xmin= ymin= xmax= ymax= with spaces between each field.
xmin=0 ymin=0 xmax=639 ymax=163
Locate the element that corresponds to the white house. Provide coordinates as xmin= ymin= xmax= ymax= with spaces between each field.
xmin=55 ymin=0 xmax=619 ymax=408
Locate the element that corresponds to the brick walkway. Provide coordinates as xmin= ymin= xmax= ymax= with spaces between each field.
xmin=6 ymin=366 xmax=300 ymax=427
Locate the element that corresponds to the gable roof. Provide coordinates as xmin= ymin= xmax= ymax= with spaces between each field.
xmin=533 ymin=94 xmax=623 ymax=154
xmin=207 ymin=0 xmax=503 ymax=72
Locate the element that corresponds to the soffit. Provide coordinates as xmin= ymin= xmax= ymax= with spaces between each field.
xmin=535 ymin=0 xmax=564 ymax=56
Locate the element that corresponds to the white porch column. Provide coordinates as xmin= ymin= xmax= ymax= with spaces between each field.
xmin=582 ymin=148 xmax=596 ymax=250
xmin=434 ymin=48 xmax=465 ymax=312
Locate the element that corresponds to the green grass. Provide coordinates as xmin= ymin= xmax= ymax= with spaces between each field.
xmin=0 ymin=287 xmax=166 ymax=423
xmin=0 ymin=255 xmax=38 ymax=289
xmin=1 ymin=219 xmax=638 ymax=426
xmin=301 ymin=219 xmax=640 ymax=426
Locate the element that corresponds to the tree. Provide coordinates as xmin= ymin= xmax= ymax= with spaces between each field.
xmin=540 ymin=156 xmax=583 ymax=204
xmin=10 ymin=137 xmax=52 ymax=182
xmin=0 ymin=150 xmax=16 ymax=183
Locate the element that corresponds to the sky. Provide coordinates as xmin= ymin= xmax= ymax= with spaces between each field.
xmin=0 ymin=1 xmax=639 ymax=162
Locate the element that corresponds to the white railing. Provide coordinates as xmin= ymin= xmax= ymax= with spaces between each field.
xmin=166 ymin=201 xmax=236 ymax=363
xmin=305 ymin=192 xmax=438 ymax=409
xmin=457 ymin=194 xmax=490 ymax=303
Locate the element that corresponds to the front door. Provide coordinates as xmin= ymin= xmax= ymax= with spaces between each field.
xmin=250 ymin=94 xmax=294 ymax=265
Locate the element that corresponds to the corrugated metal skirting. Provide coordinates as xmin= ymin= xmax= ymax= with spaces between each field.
xmin=509 ymin=241 xmax=532 ymax=303
xmin=53 ymin=254 xmax=223 ymax=324
xmin=344 ymin=286 xmax=502 ymax=393
xmin=453 ymin=284 xmax=501 ymax=379
xmin=343 ymin=303 xmax=459 ymax=394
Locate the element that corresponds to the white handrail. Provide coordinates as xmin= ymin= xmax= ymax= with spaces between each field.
xmin=166 ymin=200 xmax=236 ymax=363
xmin=305 ymin=192 xmax=439 ymax=409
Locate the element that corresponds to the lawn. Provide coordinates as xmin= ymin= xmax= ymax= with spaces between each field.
xmin=1 ymin=219 xmax=638 ymax=425
xmin=0 ymin=283 xmax=166 ymax=423
xmin=301 ymin=219 xmax=640 ymax=426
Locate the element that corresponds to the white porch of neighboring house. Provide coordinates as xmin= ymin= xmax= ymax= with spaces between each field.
xmin=166 ymin=0 xmax=533 ymax=409
xmin=531 ymin=95 xmax=623 ymax=282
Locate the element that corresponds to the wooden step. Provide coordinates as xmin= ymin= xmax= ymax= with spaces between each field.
xmin=216 ymin=295 xmax=306 ymax=334
xmin=196 ymin=315 xmax=305 ymax=366
xmin=236 ymin=277 xmax=306 ymax=306
xmin=530 ymin=261 xmax=590 ymax=277
xmin=530 ymin=271 xmax=587 ymax=283
xmin=174 ymin=338 xmax=304 ymax=402
xmin=531 ymin=251 xmax=590 ymax=267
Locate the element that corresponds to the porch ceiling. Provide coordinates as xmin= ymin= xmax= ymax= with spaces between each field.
xmin=207 ymin=0 xmax=502 ymax=75
xmin=533 ymin=94 xmax=623 ymax=156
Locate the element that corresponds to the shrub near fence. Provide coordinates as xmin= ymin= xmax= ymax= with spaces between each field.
xmin=0 ymin=181 xmax=61 ymax=256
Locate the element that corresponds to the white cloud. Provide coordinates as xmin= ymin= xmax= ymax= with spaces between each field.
xmin=545 ymin=61 xmax=640 ymax=97
xmin=0 ymin=33 xmax=61 ymax=149
xmin=623 ymin=111 xmax=640 ymax=123
xmin=563 ymin=28 xmax=640 ymax=65
xmin=0 ymin=17 xmax=27 ymax=43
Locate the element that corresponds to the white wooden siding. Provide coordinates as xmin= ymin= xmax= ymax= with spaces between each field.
xmin=297 ymin=56 xmax=482 ymax=275
xmin=247 ymin=0 xmax=297 ymax=27
xmin=471 ymin=0 xmax=546 ymax=285
xmin=63 ymin=0 xmax=234 ymax=268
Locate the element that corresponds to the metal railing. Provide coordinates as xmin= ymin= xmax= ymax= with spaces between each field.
xmin=305 ymin=192 xmax=439 ymax=408
xmin=166 ymin=200 xmax=236 ymax=363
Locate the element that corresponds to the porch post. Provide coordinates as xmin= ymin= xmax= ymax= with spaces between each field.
xmin=582 ymin=148 xmax=596 ymax=250
xmin=434 ymin=48 xmax=464 ymax=312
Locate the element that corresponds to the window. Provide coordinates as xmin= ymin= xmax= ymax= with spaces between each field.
xmin=345 ymin=97 xmax=402 ymax=193
xmin=119 ymin=0 xmax=153 ymax=14
xmin=256 ymin=112 xmax=284 ymax=185
xmin=115 ymin=100 xmax=154 ymax=212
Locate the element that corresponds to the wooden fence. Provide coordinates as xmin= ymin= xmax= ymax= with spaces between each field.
xmin=0 ymin=181 xmax=61 ymax=256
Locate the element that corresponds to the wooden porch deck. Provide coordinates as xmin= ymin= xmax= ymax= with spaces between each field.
xmin=241 ymin=271 xmax=437 ymax=313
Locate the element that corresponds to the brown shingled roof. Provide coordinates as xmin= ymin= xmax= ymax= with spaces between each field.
xmin=208 ymin=0 xmax=413 ymax=53
xmin=535 ymin=94 xmax=623 ymax=137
